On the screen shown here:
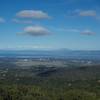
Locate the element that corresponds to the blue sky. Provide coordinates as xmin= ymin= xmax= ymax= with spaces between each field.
xmin=0 ymin=0 xmax=100 ymax=50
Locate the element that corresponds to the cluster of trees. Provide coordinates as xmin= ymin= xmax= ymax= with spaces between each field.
xmin=0 ymin=84 xmax=99 ymax=100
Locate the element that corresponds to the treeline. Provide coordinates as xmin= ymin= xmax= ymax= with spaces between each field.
xmin=0 ymin=84 xmax=100 ymax=100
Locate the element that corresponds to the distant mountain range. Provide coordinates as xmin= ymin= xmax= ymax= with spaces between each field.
xmin=0 ymin=49 xmax=100 ymax=59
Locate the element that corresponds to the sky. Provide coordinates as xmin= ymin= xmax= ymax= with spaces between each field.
xmin=0 ymin=0 xmax=100 ymax=50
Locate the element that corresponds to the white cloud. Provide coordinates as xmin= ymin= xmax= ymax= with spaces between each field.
xmin=16 ymin=10 xmax=51 ymax=19
xmin=81 ymin=30 xmax=96 ymax=35
xmin=56 ymin=28 xmax=96 ymax=36
xmin=19 ymin=26 xmax=52 ymax=36
xmin=12 ymin=19 xmax=33 ymax=24
xmin=0 ymin=17 xmax=5 ymax=23
xmin=69 ymin=9 xmax=97 ymax=18
xmin=79 ymin=10 xmax=96 ymax=17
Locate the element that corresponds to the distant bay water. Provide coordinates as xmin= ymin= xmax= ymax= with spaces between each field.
xmin=0 ymin=50 xmax=100 ymax=60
